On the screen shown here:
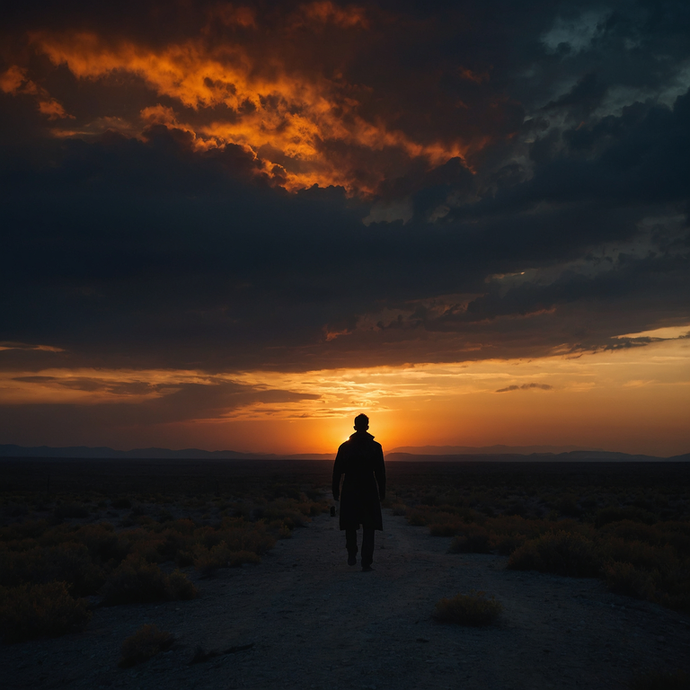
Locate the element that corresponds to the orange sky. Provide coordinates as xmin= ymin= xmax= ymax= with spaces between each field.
xmin=2 ymin=329 xmax=688 ymax=456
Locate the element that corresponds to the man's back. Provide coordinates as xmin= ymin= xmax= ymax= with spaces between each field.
xmin=332 ymin=414 xmax=386 ymax=571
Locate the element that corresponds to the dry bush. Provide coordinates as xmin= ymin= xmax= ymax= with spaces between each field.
xmin=602 ymin=537 xmax=679 ymax=572
xmin=448 ymin=525 xmax=492 ymax=553
xmin=601 ymin=520 xmax=666 ymax=546
xmin=119 ymin=624 xmax=174 ymax=667
xmin=507 ymin=531 xmax=602 ymax=577
xmin=0 ymin=543 xmax=105 ymax=596
xmin=100 ymin=556 xmax=197 ymax=605
xmin=429 ymin=520 xmax=463 ymax=537
xmin=0 ymin=581 xmax=91 ymax=643
xmin=194 ymin=542 xmax=261 ymax=576
xmin=630 ymin=669 xmax=690 ymax=690
xmin=53 ymin=502 xmax=90 ymax=520
xmin=70 ymin=523 xmax=127 ymax=563
xmin=407 ymin=509 xmax=430 ymax=526
xmin=595 ymin=506 xmax=656 ymax=528
xmin=432 ymin=591 xmax=503 ymax=626
xmin=604 ymin=561 xmax=657 ymax=599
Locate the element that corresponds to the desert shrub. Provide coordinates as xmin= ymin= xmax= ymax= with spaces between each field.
xmin=0 ymin=543 xmax=105 ymax=595
xmin=276 ymin=524 xmax=292 ymax=539
xmin=0 ymin=519 xmax=51 ymax=542
xmin=432 ymin=591 xmax=503 ymax=626
xmin=194 ymin=542 xmax=261 ymax=576
xmin=71 ymin=523 xmax=127 ymax=563
xmin=429 ymin=520 xmax=463 ymax=537
xmin=448 ymin=526 xmax=492 ymax=553
xmin=507 ymin=531 xmax=602 ymax=577
xmin=601 ymin=520 xmax=664 ymax=546
xmin=119 ymin=624 xmax=174 ymax=667
xmin=0 ymin=581 xmax=91 ymax=643
xmin=553 ymin=496 xmax=582 ymax=517
xmin=53 ymin=503 xmax=90 ymax=520
xmin=601 ymin=537 xmax=678 ymax=572
xmin=630 ymin=669 xmax=690 ymax=690
xmin=166 ymin=569 xmax=198 ymax=600
xmin=407 ymin=509 xmax=430 ymax=526
xmin=100 ymin=556 xmax=197 ymax=605
xmin=604 ymin=561 xmax=657 ymax=599
xmin=595 ymin=506 xmax=656 ymax=528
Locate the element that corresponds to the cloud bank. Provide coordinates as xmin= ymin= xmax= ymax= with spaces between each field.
xmin=1 ymin=0 xmax=689 ymax=449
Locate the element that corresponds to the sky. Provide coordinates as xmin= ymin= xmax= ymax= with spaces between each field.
xmin=1 ymin=0 xmax=689 ymax=456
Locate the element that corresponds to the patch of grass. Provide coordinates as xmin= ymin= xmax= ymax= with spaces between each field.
xmin=119 ymin=624 xmax=174 ymax=667
xmin=433 ymin=591 xmax=503 ymax=626
xmin=0 ymin=581 xmax=91 ymax=643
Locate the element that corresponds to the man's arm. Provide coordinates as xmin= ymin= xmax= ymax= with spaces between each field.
xmin=375 ymin=444 xmax=386 ymax=501
xmin=332 ymin=448 xmax=344 ymax=500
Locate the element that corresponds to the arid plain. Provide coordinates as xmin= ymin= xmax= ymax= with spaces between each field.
xmin=1 ymin=458 xmax=689 ymax=690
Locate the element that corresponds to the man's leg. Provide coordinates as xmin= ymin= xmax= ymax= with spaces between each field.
xmin=345 ymin=528 xmax=358 ymax=565
xmin=361 ymin=527 xmax=375 ymax=570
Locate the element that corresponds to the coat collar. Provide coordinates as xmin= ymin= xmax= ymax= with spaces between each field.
xmin=349 ymin=430 xmax=374 ymax=441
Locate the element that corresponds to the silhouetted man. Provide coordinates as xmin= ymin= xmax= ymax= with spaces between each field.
xmin=332 ymin=414 xmax=386 ymax=572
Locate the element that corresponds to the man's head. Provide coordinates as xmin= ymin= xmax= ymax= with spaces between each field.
xmin=354 ymin=413 xmax=369 ymax=431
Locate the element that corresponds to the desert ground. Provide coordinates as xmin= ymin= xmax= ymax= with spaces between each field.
xmin=2 ymin=459 xmax=690 ymax=689
xmin=2 ymin=502 xmax=690 ymax=689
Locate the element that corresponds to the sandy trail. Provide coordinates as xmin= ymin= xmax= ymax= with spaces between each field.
xmin=2 ymin=510 xmax=689 ymax=690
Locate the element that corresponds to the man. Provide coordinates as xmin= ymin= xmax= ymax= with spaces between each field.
xmin=332 ymin=414 xmax=386 ymax=572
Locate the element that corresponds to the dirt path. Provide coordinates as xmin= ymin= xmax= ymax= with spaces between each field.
xmin=3 ymin=511 xmax=690 ymax=690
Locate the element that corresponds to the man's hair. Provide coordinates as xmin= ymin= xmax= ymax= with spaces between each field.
xmin=354 ymin=413 xmax=369 ymax=429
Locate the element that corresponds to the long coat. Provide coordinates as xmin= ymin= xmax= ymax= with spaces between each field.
xmin=332 ymin=431 xmax=386 ymax=531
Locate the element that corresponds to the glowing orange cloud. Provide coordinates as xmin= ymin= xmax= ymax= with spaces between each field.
xmin=0 ymin=65 xmax=73 ymax=120
xmin=28 ymin=28 xmax=476 ymax=193
xmin=291 ymin=1 xmax=370 ymax=29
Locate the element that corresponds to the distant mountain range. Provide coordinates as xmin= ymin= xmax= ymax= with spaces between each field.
xmin=0 ymin=444 xmax=330 ymax=461
xmin=388 ymin=444 xmax=604 ymax=455
xmin=0 ymin=443 xmax=687 ymax=462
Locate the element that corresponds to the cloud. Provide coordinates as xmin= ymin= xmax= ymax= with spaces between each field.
xmin=0 ymin=65 xmax=73 ymax=120
xmin=495 ymin=383 xmax=553 ymax=393
xmin=0 ymin=378 xmax=321 ymax=432
xmin=14 ymin=12 xmax=499 ymax=194
xmin=0 ymin=0 xmax=688 ymax=378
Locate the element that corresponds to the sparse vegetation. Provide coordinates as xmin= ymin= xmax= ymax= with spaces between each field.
xmin=432 ymin=591 xmax=503 ymax=626
xmin=387 ymin=461 xmax=690 ymax=614
xmin=507 ymin=530 xmax=602 ymax=577
xmin=119 ymin=624 xmax=174 ymax=667
xmin=0 ymin=581 xmax=91 ymax=643
xmin=0 ymin=458 xmax=331 ymax=640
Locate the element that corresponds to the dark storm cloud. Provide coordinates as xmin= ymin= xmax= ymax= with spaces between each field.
xmin=1 ymin=0 xmax=689 ymax=375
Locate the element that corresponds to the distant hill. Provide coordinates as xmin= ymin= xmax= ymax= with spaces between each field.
xmin=388 ymin=444 xmax=604 ymax=455
xmin=386 ymin=450 xmax=674 ymax=462
xmin=1 ymin=444 xmax=686 ymax=462
xmin=0 ymin=444 xmax=332 ymax=461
